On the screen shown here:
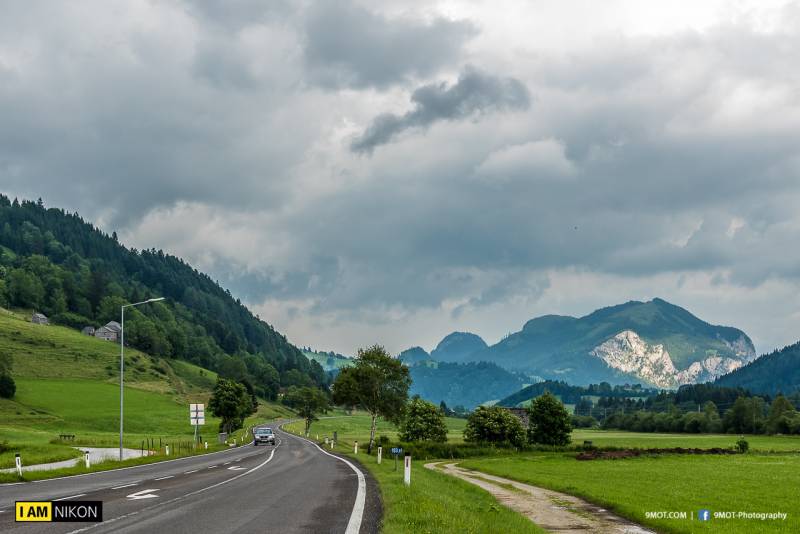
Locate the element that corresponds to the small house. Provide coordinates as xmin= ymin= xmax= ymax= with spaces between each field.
xmin=95 ymin=321 xmax=122 ymax=342
xmin=81 ymin=326 xmax=96 ymax=336
xmin=506 ymin=407 xmax=529 ymax=428
xmin=31 ymin=312 xmax=49 ymax=325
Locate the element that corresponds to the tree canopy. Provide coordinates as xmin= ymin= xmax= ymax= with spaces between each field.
xmin=332 ymin=344 xmax=410 ymax=452
xmin=399 ymin=397 xmax=448 ymax=443
xmin=527 ymin=391 xmax=572 ymax=446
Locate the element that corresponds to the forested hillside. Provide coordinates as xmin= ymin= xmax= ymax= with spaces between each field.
xmin=714 ymin=341 xmax=800 ymax=395
xmin=0 ymin=195 xmax=324 ymax=398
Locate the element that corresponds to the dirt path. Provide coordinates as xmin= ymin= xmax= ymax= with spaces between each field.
xmin=425 ymin=462 xmax=655 ymax=534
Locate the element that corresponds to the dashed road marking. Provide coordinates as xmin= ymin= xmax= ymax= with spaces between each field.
xmin=207 ymin=465 xmax=217 ymax=469
xmin=54 ymin=494 xmax=87 ymax=501
xmin=155 ymin=476 xmax=173 ymax=481
xmin=184 ymin=470 xmax=198 ymax=474
xmin=111 ymin=483 xmax=139 ymax=490
xmin=227 ymin=466 xmax=246 ymax=471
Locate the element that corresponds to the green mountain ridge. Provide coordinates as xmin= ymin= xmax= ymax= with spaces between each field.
xmin=0 ymin=195 xmax=325 ymax=399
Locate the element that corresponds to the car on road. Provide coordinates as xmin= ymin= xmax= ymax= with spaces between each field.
xmin=253 ymin=427 xmax=276 ymax=446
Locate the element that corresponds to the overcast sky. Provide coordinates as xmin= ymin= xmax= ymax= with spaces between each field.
xmin=2 ymin=0 xmax=799 ymax=356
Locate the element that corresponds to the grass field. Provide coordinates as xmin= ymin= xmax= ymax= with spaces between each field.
xmin=461 ymin=453 xmax=799 ymax=533
xmin=286 ymin=415 xmax=800 ymax=534
xmin=0 ymin=308 xmax=294 ymax=476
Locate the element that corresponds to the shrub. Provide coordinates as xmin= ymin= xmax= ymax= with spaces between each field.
xmin=464 ymin=406 xmax=525 ymax=447
xmin=399 ymin=397 xmax=448 ymax=443
xmin=735 ymin=437 xmax=749 ymax=453
xmin=0 ymin=374 xmax=15 ymax=399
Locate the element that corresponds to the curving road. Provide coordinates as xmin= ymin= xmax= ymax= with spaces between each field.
xmin=0 ymin=426 xmax=381 ymax=533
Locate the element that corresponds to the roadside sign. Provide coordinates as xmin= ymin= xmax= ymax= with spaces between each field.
xmin=190 ymin=417 xmax=205 ymax=426
xmin=391 ymin=447 xmax=403 ymax=455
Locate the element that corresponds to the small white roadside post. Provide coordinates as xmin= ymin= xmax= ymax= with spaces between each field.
xmin=84 ymin=450 xmax=91 ymax=468
xmin=204 ymin=441 xmax=208 ymax=450
xmin=354 ymin=441 xmax=358 ymax=454
xmin=324 ymin=437 xmax=329 ymax=445
xmin=403 ymin=453 xmax=411 ymax=486
xmin=165 ymin=445 xmax=170 ymax=456
xmin=15 ymin=454 xmax=22 ymax=477
xmin=330 ymin=439 xmax=334 ymax=450
xmin=377 ymin=446 xmax=382 ymax=464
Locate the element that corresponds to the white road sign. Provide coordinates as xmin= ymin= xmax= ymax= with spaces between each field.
xmin=190 ymin=417 xmax=205 ymax=425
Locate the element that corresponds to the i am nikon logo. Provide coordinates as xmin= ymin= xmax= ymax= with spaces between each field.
xmin=15 ymin=501 xmax=103 ymax=522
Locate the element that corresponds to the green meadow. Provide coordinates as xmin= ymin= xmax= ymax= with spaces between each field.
xmin=286 ymin=415 xmax=800 ymax=534
xmin=0 ymin=309 xmax=292 ymax=476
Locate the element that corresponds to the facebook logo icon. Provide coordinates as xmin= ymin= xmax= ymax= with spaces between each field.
xmin=698 ymin=509 xmax=711 ymax=521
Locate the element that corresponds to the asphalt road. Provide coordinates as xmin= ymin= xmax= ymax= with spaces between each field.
xmin=0 ymin=426 xmax=381 ymax=533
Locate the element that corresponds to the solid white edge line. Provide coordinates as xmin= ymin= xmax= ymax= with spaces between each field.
xmin=283 ymin=429 xmax=366 ymax=534
xmin=65 ymin=446 xmax=277 ymax=534
xmin=3 ymin=440 xmax=257 ymax=486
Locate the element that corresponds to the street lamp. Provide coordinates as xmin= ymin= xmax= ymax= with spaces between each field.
xmin=120 ymin=297 xmax=165 ymax=461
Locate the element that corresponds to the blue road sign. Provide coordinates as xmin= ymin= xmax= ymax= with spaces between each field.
xmin=391 ymin=447 xmax=403 ymax=455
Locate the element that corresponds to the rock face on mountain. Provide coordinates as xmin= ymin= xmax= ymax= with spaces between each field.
xmin=445 ymin=298 xmax=757 ymax=388
xmin=591 ymin=330 xmax=747 ymax=388
xmin=430 ymin=332 xmax=488 ymax=363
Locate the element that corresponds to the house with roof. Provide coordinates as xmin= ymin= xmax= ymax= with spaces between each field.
xmin=31 ymin=312 xmax=49 ymax=325
xmin=81 ymin=326 xmax=96 ymax=336
xmin=94 ymin=321 xmax=122 ymax=342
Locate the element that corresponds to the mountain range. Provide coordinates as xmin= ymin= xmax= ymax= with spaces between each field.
xmin=408 ymin=298 xmax=757 ymax=389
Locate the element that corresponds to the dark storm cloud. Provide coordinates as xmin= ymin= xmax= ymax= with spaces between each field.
xmin=351 ymin=66 xmax=531 ymax=153
xmin=303 ymin=1 xmax=477 ymax=89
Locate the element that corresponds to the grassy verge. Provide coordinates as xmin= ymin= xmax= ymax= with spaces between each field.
xmin=461 ymin=453 xmax=799 ymax=534
xmin=284 ymin=417 xmax=544 ymax=534
xmin=0 ymin=440 xmax=232 ymax=483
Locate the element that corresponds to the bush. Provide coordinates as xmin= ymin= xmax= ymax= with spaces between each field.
xmin=735 ymin=437 xmax=749 ymax=453
xmin=464 ymin=406 xmax=525 ymax=447
xmin=399 ymin=397 xmax=448 ymax=442
xmin=0 ymin=374 xmax=15 ymax=399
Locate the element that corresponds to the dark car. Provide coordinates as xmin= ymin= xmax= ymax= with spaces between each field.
xmin=253 ymin=427 xmax=276 ymax=446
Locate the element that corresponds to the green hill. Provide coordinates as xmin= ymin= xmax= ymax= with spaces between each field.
xmin=714 ymin=341 xmax=800 ymax=395
xmin=0 ymin=308 xmax=293 ymax=470
xmin=0 ymin=195 xmax=325 ymax=400
xmin=302 ymin=350 xmax=354 ymax=372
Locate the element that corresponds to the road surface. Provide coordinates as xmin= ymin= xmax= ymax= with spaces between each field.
xmin=0 ymin=426 xmax=381 ymax=533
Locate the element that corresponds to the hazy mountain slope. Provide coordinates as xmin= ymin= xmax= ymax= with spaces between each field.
xmin=430 ymin=332 xmax=488 ymax=363
xmin=714 ymin=341 xmax=800 ymax=395
xmin=397 ymin=346 xmax=434 ymax=365
xmin=408 ymin=361 xmax=524 ymax=409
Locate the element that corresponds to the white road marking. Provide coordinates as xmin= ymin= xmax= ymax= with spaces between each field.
xmin=207 ymin=465 xmax=217 ymax=469
xmin=54 ymin=494 xmax=87 ymax=501
xmin=65 ymin=446 xmax=278 ymax=534
xmin=286 ymin=430 xmax=366 ymax=534
xmin=127 ymin=489 xmax=159 ymax=500
xmin=223 ymin=461 xmax=231 ymax=465
xmin=154 ymin=476 xmax=173 ymax=481
xmin=184 ymin=470 xmax=198 ymax=474
xmin=227 ymin=466 xmax=246 ymax=471
xmin=111 ymin=483 xmax=138 ymax=490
